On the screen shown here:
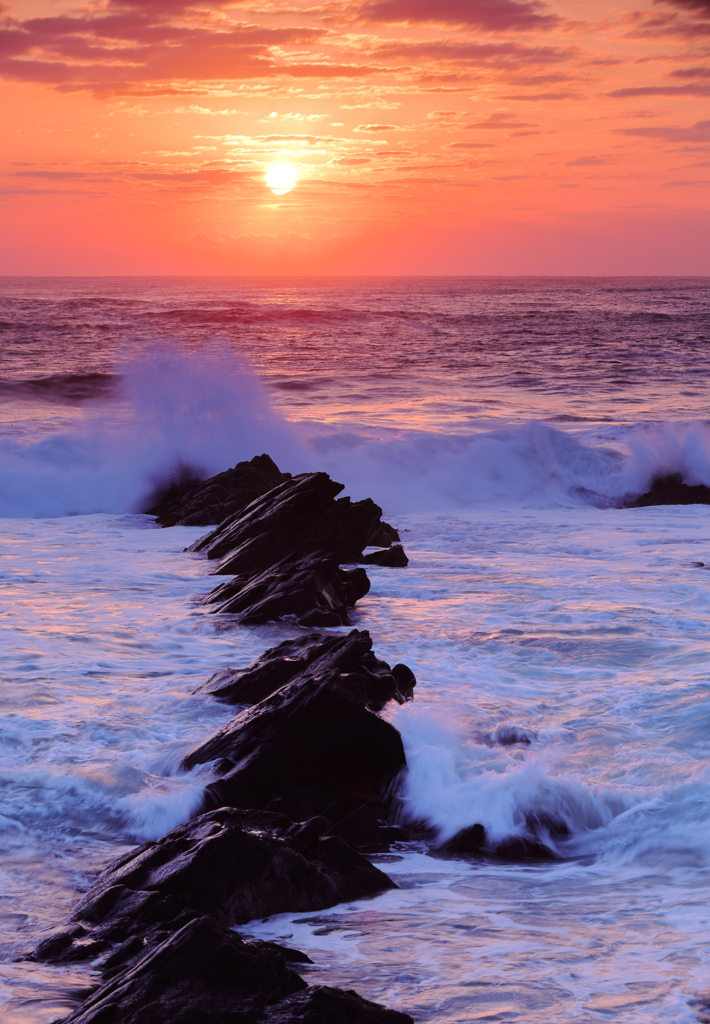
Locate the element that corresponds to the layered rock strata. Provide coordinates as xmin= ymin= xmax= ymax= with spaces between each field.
xmin=188 ymin=470 xmax=404 ymax=573
xmin=200 ymin=551 xmax=371 ymax=626
xmin=195 ymin=629 xmax=416 ymax=713
xmin=29 ymin=459 xmax=417 ymax=1024
xmin=145 ymin=454 xmax=291 ymax=527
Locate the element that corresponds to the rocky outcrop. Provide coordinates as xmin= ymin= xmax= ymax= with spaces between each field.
xmin=626 ymin=472 xmax=710 ymax=507
xmin=55 ymin=915 xmax=308 ymax=1024
xmin=50 ymin=913 xmax=413 ymax=1024
xmin=35 ymin=807 xmax=395 ymax=957
xmin=195 ymin=629 xmax=416 ymax=713
xmin=30 ymin=457 xmax=417 ymax=1024
xmin=145 ymin=454 xmax=291 ymax=527
xmin=361 ymin=545 xmax=409 ymax=567
xmin=33 ymin=808 xmax=410 ymax=1024
xmin=200 ymin=551 xmax=371 ymax=627
xmin=184 ymin=669 xmax=408 ymax=846
xmin=188 ymin=472 xmax=403 ymax=573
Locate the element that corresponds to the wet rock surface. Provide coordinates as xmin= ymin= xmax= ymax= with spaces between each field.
xmin=627 ymin=472 xmax=710 ymax=507
xmin=195 ymin=629 xmax=416 ymax=713
xmin=145 ymin=454 xmax=291 ymax=527
xmin=184 ymin=667 xmax=409 ymax=843
xmin=437 ymin=811 xmax=569 ymax=862
xmin=34 ymin=809 xmax=409 ymax=1024
xmin=52 ymin=912 xmax=412 ymax=1024
xmin=200 ymin=551 xmax=371 ymax=627
xmin=54 ymin=808 xmax=395 ymax=945
xmin=360 ymin=545 xmax=409 ymax=568
xmin=188 ymin=472 xmax=404 ymax=573
xmin=29 ymin=458 xmax=418 ymax=1024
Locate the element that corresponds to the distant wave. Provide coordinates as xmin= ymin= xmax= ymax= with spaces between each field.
xmin=1 ymin=343 xmax=710 ymax=517
xmin=0 ymin=372 xmax=118 ymax=404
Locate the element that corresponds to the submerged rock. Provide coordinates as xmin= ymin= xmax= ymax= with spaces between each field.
xmin=145 ymin=454 xmax=291 ymax=527
xmin=183 ymin=669 xmax=407 ymax=842
xmin=436 ymin=812 xmax=568 ymax=862
xmin=201 ymin=551 xmax=370 ymax=626
xmin=195 ymin=629 xmax=416 ymax=713
xmin=627 ymin=472 xmax=710 ymax=508
xmin=188 ymin=471 xmax=404 ymax=573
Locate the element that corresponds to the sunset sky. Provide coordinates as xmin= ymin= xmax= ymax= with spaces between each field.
xmin=1 ymin=0 xmax=709 ymax=274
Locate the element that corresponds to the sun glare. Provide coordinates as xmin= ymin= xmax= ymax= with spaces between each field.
xmin=265 ymin=163 xmax=298 ymax=195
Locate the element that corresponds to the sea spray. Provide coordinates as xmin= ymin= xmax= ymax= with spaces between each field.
xmin=4 ymin=340 xmax=710 ymax=518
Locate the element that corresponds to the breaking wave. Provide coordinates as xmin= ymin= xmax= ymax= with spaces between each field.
xmin=1 ymin=343 xmax=710 ymax=518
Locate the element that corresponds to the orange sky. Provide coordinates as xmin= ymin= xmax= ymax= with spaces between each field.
xmin=1 ymin=0 xmax=709 ymax=274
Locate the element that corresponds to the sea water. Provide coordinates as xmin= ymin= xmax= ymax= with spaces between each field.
xmin=1 ymin=276 xmax=710 ymax=1023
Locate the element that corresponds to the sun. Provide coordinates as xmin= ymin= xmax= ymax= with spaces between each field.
xmin=265 ymin=162 xmax=298 ymax=195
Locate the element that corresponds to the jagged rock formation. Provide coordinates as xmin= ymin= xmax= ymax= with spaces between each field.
xmin=195 ymin=629 xmax=416 ymax=713
xmin=30 ymin=459 xmax=416 ymax=1024
xmin=200 ymin=551 xmax=371 ymax=627
xmin=49 ymin=914 xmax=413 ymax=1024
xmin=145 ymin=454 xmax=291 ymax=527
xmin=183 ymin=666 xmax=408 ymax=848
xmin=188 ymin=472 xmax=403 ymax=573
xmin=33 ymin=809 xmax=411 ymax=1024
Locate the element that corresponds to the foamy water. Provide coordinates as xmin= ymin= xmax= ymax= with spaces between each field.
xmin=1 ymin=276 xmax=710 ymax=1023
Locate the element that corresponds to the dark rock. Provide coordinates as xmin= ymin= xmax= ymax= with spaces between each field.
xmin=438 ymin=823 xmax=486 ymax=855
xmin=200 ymin=551 xmax=370 ymax=627
xmin=494 ymin=835 xmax=557 ymax=860
xmin=145 ymin=454 xmax=291 ymax=527
xmin=195 ymin=629 xmax=416 ymax=713
xmin=627 ymin=473 xmax=710 ymax=508
xmin=369 ymin=523 xmax=400 ymax=547
xmin=68 ymin=807 xmax=395 ymax=945
xmin=360 ymin=545 xmax=409 ymax=568
xmin=183 ymin=670 xmax=407 ymax=836
xmin=32 ymin=925 xmax=87 ymax=962
xmin=188 ymin=472 xmax=404 ymax=573
xmin=489 ymin=724 xmax=537 ymax=747
xmin=263 ymin=984 xmax=414 ymax=1023
xmin=437 ymin=820 xmax=560 ymax=861
xmin=57 ymin=914 xmax=307 ymax=1024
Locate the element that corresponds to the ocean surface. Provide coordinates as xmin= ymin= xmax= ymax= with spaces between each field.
xmin=1 ymin=276 xmax=710 ymax=1023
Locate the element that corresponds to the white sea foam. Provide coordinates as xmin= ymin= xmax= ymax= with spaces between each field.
xmin=2 ymin=344 xmax=710 ymax=519
xmin=3 ymin=333 xmax=710 ymax=1021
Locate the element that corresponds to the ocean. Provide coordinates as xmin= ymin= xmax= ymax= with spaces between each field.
xmin=1 ymin=275 xmax=710 ymax=1023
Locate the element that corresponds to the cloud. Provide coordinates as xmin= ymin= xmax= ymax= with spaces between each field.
xmin=616 ymin=118 xmax=710 ymax=143
xmin=622 ymin=8 xmax=710 ymax=36
xmin=565 ymin=155 xmax=612 ymax=165
xmin=609 ymin=82 xmax=710 ymax=96
xmin=353 ymin=123 xmax=400 ymax=131
xmin=663 ymin=178 xmax=710 ymax=185
xmin=654 ymin=0 xmax=710 ymax=14
xmin=445 ymin=141 xmax=496 ymax=148
xmin=359 ymin=0 xmax=560 ymax=31
xmin=0 ymin=3 xmax=385 ymax=95
xmin=500 ymin=90 xmax=576 ymax=100
xmin=464 ymin=112 xmax=537 ymax=129
xmin=670 ymin=65 xmax=710 ymax=77
xmin=375 ymin=39 xmax=572 ymax=67
xmin=9 ymin=170 xmax=114 ymax=180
